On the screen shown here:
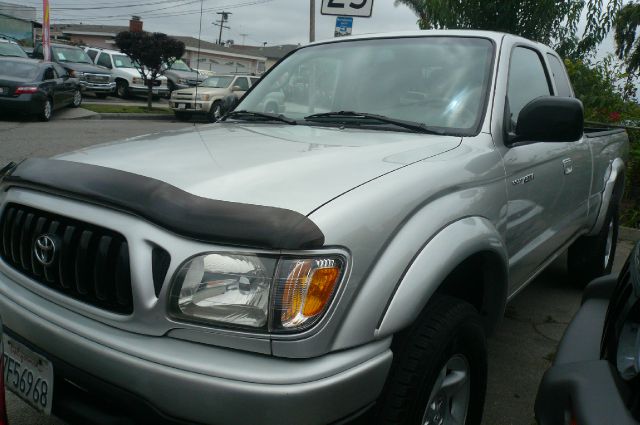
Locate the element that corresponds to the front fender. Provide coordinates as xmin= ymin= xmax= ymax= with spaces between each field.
xmin=375 ymin=216 xmax=508 ymax=339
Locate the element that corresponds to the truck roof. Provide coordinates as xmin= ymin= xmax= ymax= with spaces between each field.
xmin=308 ymin=29 xmax=547 ymax=49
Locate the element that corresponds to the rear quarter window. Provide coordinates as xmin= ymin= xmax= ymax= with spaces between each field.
xmin=546 ymin=54 xmax=573 ymax=97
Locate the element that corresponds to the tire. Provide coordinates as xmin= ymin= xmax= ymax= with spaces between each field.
xmin=70 ymin=89 xmax=82 ymax=108
xmin=207 ymin=100 xmax=222 ymax=123
xmin=39 ymin=98 xmax=53 ymax=122
xmin=116 ymin=80 xmax=130 ymax=99
xmin=94 ymin=93 xmax=108 ymax=99
xmin=376 ymin=296 xmax=487 ymax=425
xmin=174 ymin=112 xmax=191 ymax=122
xmin=568 ymin=202 xmax=619 ymax=287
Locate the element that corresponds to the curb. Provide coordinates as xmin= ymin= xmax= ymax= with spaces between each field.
xmin=620 ymin=226 xmax=640 ymax=243
xmin=97 ymin=113 xmax=175 ymax=121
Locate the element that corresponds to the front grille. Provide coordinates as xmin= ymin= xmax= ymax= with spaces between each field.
xmin=173 ymin=94 xmax=194 ymax=101
xmin=0 ymin=203 xmax=133 ymax=314
xmin=85 ymin=74 xmax=110 ymax=84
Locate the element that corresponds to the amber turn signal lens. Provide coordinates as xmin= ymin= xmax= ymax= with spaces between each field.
xmin=276 ymin=257 xmax=344 ymax=330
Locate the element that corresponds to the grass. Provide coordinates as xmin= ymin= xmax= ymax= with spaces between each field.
xmin=81 ymin=104 xmax=172 ymax=114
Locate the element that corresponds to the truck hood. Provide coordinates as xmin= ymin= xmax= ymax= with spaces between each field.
xmin=61 ymin=62 xmax=111 ymax=75
xmin=56 ymin=124 xmax=461 ymax=215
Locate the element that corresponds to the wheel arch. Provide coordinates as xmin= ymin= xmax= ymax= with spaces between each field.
xmin=374 ymin=216 xmax=508 ymax=339
xmin=588 ymin=157 xmax=625 ymax=236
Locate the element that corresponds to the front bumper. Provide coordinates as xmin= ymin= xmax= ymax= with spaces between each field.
xmin=535 ymin=275 xmax=638 ymax=425
xmin=170 ymin=100 xmax=214 ymax=114
xmin=130 ymin=85 xmax=170 ymax=96
xmin=0 ymin=268 xmax=392 ymax=425
xmin=80 ymin=81 xmax=116 ymax=94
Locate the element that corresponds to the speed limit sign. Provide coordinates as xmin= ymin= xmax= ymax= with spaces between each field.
xmin=321 ymin=0 xmax=374 ymax=17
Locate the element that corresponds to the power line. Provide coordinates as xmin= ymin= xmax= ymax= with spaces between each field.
xmin=54 ymin=0 xmax=276 ymax=22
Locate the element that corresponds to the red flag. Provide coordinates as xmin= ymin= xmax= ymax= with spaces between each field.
xmin=43 ymin=0 xmax=50 ymax=61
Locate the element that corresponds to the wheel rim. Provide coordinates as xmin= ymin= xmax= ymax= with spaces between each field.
xmin=44 ymin=101 xmax=52 ymax=119
xmin=117 ymin=83 xmax=126 ymax=97
xmin=213 ymin=104 xmax=222 ymax=119
xmin=422 ymin=354 xmax=471 ymax=425
xmin=73 ymin=90 xmax=81 ymax=106
xmin=604 ymin=217 xmax=614 ymax=269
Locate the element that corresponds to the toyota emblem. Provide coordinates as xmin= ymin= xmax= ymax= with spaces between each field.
xmin=34 ymin=235 xmax=57 ymax=267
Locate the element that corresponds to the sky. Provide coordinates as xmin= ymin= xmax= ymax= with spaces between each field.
xmin=17 ymin=0 xmax=421 ymax=46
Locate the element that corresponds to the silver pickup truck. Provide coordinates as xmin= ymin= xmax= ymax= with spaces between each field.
xmin=0 ymin=30 xmax=629 ymax=425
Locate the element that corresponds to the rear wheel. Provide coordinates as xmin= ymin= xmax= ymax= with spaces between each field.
xmin=71 ymin=89 xmax=82 ymax=107
xmin=568 ymin=202 xmax=619 ymax=287
xmin=376 ymin=296 xmax=487 ymax=425
xmin=39 ymin=98 xmax=53 ymax=122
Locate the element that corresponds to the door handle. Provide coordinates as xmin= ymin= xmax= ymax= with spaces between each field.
xmin=562 ymin=158 xmax=573 ymax=175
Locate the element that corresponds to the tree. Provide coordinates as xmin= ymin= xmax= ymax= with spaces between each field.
xmin=614 ymin=2 xmax=640 ymax=75
xmin=115 ymin=31 xmax=185 ymax=109
xmin=394 ymin=0 xmax=621 ymax=58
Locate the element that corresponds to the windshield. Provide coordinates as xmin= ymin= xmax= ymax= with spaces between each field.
xmin=201 ymin=76 xmax=233 ymax=88
xmin=0 ymin=42 xmax=28 ymax=58
xmin=238 ymin=37 xmax=494 ymax=134
xmin=169 ymin=60 xmax=191 ymax=72
xmin=113 ymin=54 xmax=135 ymax=68
xmin=0 ymin=60 xmax=39 ymax=80
xmin=52 ymin=46 xmax=92 ymax=64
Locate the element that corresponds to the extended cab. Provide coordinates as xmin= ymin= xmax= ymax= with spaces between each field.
xmin=0 ymin=31 xmax=629 ymax=425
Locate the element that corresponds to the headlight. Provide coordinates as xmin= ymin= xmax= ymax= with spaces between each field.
xmin=70 ymin=70 xmax=85 ymax=79
xmin=132 ymin=77 xmax=144 ymax=85
xmin=195 ymin=94 xmax=210 ymax=101
xmin=178 ymin=78 xmax=188 ymax=84
xmin=170 ymin=253 xmax=345 ymax=332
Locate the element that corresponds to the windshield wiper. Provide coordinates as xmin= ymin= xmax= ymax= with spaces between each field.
xmin=223 ymin=110 xmax=297 ymax=125
xmin=304 ymin=111 xmax=444 ymax=135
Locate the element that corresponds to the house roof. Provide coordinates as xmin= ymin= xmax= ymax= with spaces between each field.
xmin=56 ymin=24 xmax=294 ymax=61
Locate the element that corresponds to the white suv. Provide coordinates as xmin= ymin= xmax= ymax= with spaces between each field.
xmin=85 ymin=48 xmax=169 ymax=98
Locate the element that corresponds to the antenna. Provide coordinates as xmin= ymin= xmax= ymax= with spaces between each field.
xmin=194 ymin=0 xmax=204 ymax=123
xmin=214 ymin=11 xmax=232 ymax=45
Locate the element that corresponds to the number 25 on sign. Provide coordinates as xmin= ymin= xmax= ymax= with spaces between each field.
xmin=321 ymin=0 xmax=374 ymax=17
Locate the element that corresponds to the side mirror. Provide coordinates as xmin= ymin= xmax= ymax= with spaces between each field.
xmin=232 ymin=85 xmax=243 ymax=92
xmin=513 ymin=96 xmax=583 ymax=143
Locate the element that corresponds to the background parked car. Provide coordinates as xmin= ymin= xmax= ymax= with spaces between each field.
xmin=0 ymin=38 xmax=28 ymax=59
xmin=0 ymin=57 xmax=82 ymax=121
xmin=170 ymin=74 xmax=258 ymax=121
xmin=84 ymin=47 xmax=169 ymax=99
xmin=32 ymin=42 xmax=115 ymax=98
xmin=163 ymin=59 xmax=202 ymax=92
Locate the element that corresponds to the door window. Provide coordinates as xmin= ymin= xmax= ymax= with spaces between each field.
xmin=96 ymin=53 xmax=112 ymax=69
xmin=86 ymin=49 xmax=99 ymax=62
xmin=507 ymin=47 xmax=551 ymax=125
xmin=234 ymin=77 xmax=250 ymax=90
xmin=546 ymin=54 xmax=573 ymax=97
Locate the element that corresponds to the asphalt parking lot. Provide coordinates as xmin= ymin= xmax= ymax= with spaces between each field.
xmin=0 ymin=116 xmax=636 ymax=425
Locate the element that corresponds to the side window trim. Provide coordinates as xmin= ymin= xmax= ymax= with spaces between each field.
xmin=507 ymin=44 xmax=554 ymax=96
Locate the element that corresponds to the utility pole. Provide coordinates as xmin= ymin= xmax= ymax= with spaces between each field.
xmin=215 ymin=11 xmax=231 ymax=45
xmin=310 ymin=0 xmax=315 ymax=42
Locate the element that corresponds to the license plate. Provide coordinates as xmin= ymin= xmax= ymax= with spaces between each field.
xmin=178 ymin=104 xmax=186 ymax=109
xmin=2 ymin=335 xmax=54 ymax=415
